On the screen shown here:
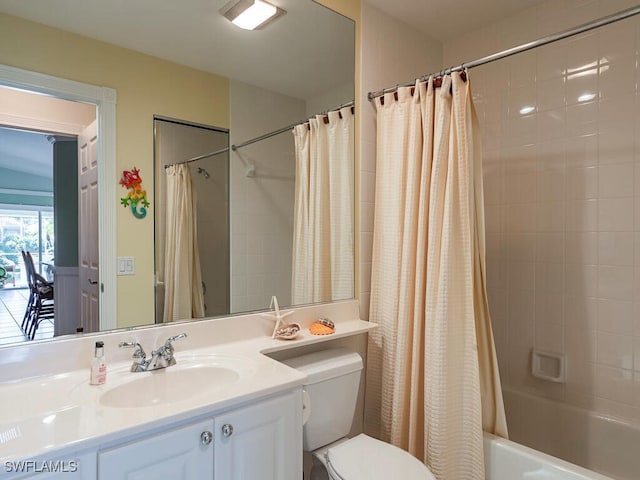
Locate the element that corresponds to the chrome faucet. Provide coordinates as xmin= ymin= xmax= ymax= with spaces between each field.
xmin=119 ymin=333 xmax=187 ymax=372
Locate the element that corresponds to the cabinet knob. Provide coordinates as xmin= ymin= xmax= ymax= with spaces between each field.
xmin=200 ymin=430 xmax=213 ymax=445
xmin=221 ymin=424 xmax=234 ymax=437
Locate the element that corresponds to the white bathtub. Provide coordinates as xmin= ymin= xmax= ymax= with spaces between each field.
xmin=484 ymin=433 xmax=614 ymax=480
xmin=501 ymin=387 xmax=640 ymax=480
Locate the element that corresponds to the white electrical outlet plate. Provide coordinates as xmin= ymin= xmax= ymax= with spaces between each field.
xmin=117 ymin=256 xmax=135 ymax=276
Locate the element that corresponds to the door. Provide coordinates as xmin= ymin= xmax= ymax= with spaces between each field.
xmin=214 ymin=390 xmax=303 ymax=480
xmin=98 ymin=419 xmax=214 ymax=479
xmin=78 ymin=120 xmax=99 ymax=333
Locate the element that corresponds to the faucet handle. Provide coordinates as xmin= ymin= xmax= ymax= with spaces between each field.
xmin=119 ymin=341 xmax=146 ymax=359
xmin=164 ymin=333 xmax=187 ymax=349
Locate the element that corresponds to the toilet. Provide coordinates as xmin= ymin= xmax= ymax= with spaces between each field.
xmin=283 ymin=348 xmax=435 ymax=480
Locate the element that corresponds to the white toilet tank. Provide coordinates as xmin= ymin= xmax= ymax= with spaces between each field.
xmin=283 ymin=348 xmax=363 ymax=452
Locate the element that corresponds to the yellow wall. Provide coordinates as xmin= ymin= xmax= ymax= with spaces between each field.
xmin=0 ymin=13 xmax=229 ymax=328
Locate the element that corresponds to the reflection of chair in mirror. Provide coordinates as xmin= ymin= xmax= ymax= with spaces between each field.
xmin=21 ymin=251 xmax=54 ymax=340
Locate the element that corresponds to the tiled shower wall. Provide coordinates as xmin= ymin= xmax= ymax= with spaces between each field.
xmin=445 ymin=0 xmax=640 ymax=426
xmin=229 ymin=81 xmax=302 ymax=312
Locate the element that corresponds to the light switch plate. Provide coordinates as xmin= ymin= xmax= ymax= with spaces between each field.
xmin=117 ymin=256 xmax=135 ymax=275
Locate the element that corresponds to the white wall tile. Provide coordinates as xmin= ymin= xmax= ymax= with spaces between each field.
xmin=566 ymin=199 xmax=598 ymax=231
xmin=598 ymin=265 xmax=634 ymax=300
xmin=598 ymin=163 xmax=635 ymax=198
xmin=595 ymin=365 xmax=634 ymax=404
xmin=598 ymin=232 xmax=634 ymax=266
xmin=597 ymin=299 xmax=633 ymax=335
xmin=565 ymin=69 xmax=598 ymax=106
xmin=598 ymin=198 xmax=635 ymax=231
xmin=566 ymin=166 xmax=598 ymax=199
xmin=597 ymin=332 xmax=634 ymax=369
xmin=566 ymin=295 xmax=598 ymax=331
xmin=537 ymin=76 xmax=566 ymax=111
xmin=566 ymin=101 xmax=598 ymax=137
xmin=443 ymin=0 xmax=640 ymax=428
xmin=566 ymin=232 xmax=598 ymax=264
xmin=565 ymin=133 xmax=598 ymax=167
xmin=599 ymin=61 xmax=638 ymax=101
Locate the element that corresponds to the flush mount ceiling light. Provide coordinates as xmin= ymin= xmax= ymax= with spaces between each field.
xmin=220 ymin=0 xmax=286 ymax=30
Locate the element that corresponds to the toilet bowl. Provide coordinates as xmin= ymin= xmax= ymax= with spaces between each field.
xmin=283 ymin=348 xmax=435 ymax=480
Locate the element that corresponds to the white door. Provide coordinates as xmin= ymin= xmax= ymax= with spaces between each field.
xmin=214 ymin=390 xmax=303 ymax=480
xmin=78 ymin=120 xmax=99 ymax=333
xmin=98 ymin=419 xmax=214 ymax=479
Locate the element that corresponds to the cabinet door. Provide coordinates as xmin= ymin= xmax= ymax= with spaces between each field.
xmin=98 ymin=419 xmax=214 ymax=480
xmin=214 ymin=389 xmax=302 ymax=480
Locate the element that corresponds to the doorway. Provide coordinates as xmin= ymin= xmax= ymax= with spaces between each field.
xmin=0 ymin=81 xmax=100 ymax=340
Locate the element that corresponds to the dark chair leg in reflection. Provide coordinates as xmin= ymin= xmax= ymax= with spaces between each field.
xmin=20 ymin=251 xmax=54 ymax=340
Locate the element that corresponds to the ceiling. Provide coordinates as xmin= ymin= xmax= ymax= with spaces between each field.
xmin=0 ymin=128 xmax=53 ymax=179
xmin=0 ymin=0 xmax=354 ymax=101
xmin=0 ymin=0 xmax=553 ymax=101
xmin=366 ymin=0 xmax=549 ymax=41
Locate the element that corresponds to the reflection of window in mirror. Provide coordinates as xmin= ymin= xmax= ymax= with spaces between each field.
xmin=0 ymin=0 xmax=355 ymax=344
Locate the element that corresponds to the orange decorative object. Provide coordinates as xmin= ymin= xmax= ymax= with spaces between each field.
xmin=309 ymin=320 xmax=335 ymax=335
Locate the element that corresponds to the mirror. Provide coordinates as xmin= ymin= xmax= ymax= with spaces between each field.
xmin=0 ymin=0 xmax=355 ymax=344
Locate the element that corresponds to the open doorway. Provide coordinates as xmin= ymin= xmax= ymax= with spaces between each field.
xmin=0 ymin=85 xmax=97 ymax=342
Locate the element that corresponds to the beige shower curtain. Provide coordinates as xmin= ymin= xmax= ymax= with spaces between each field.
xmin=163 ymin=164 xmax=205 ymax=322
xmin=365 ymin=73 xmax=507 ymax=480
xmin=292 ymin=106 xmax=354 ymax=305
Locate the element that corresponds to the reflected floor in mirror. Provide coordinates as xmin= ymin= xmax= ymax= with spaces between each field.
xmin=0 ymin=289 xmax=53 ymax=345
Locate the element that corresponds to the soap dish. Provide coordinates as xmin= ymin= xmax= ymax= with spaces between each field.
xmin=274 ymin=323 xmax=301 ymax=340
xmin=309 ymin=318 xmax=335 ymax=335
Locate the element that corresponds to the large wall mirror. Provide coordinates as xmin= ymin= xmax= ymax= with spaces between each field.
xmin=0 ymin=0 xmax=355 ymax=346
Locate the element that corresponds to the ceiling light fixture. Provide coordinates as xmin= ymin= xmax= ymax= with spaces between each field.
xmin=220 ymin=0 xmax=285 ymax=31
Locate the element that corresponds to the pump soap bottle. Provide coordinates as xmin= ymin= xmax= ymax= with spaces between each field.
xmin=90 ymin=341 xmax=107 ymax=385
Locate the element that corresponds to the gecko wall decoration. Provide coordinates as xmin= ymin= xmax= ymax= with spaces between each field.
xmin=120 ymin=167 xmax=150 ymax=219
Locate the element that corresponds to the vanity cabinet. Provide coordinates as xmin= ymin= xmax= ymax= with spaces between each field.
xmin=98 ymin=419 xmax=215 ymax=479
xmin=213 ymin=389 xmax=302 ymax=480
xmin=97 ymin=389 xmax=301 ymax=480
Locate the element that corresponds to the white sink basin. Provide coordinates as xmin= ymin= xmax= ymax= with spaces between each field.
xmin=99 ymin=364 xmax=240 ymax=408
xmin=70 ymin=354 xmax=255 ymax=409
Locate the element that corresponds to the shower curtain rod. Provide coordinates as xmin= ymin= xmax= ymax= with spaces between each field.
xmin=165 ymin=99 xmax=355 ymax=168
xmin=230 ymin=99 xmax=355 ymax=151
xmin=164 ymin=146 xmax=230 ymax=169
xmin=367 ymin=5 xmax=640 ymax=101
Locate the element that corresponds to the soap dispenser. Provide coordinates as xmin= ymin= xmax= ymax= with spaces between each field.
xmin=90 ymin=341 xmax=107 ymax=385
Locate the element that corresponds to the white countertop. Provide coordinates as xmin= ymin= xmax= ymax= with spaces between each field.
xmin=0 ymin=301 xmax=374 ymax=467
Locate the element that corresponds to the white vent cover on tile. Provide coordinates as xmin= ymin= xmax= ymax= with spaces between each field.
xmin=531 ymin=350 xmax=566 ymax=383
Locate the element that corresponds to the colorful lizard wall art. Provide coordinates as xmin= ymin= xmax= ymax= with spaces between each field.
xmin=120 ymin=167 xmax=150 ymax=219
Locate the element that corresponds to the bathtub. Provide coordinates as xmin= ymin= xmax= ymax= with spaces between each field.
xmin=501 ymin=386 xmax=640 ymax=480
xmin=484 ymin=432 xmax=614 ymax=480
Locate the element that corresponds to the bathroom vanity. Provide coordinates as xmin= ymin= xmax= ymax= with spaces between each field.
xmin=0 ymin=301 xmax=374 ymax=480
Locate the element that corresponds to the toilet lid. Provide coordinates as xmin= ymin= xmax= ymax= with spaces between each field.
xmin=325 ymin=434 xmax=435 ymax=480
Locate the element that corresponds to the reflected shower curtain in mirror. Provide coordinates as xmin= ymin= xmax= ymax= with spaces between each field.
xmin=365 ymin=74 xmax=507 ymax=480
xmin=291 ymin=106 xmax=354 ymax=305
xmin=163 ymin=164 xmax=205 ymax=322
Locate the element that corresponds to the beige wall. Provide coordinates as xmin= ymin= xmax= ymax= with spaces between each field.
xmin=0 ymin=13 xmax=229 ymax=327
xmin=442 ymin=0 xmax=640 ymax=459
